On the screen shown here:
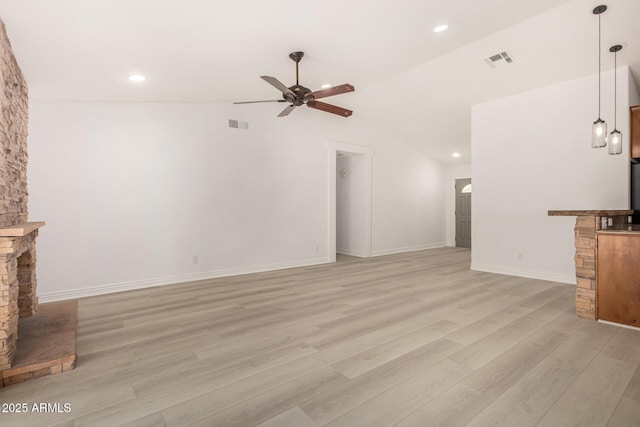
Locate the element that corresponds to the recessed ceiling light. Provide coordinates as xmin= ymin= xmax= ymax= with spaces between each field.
xmin=321 ymin=83 xmax=332 ymax=89
xmin=433 ymin=24 xmax=449 ymax=33
xmin=452 ymin=152 xmax=461 ymax=158
xmin=128 ymin=74 xmax=146 ymax=82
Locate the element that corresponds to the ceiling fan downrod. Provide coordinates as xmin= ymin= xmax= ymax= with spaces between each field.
xmin=289 ymin=51 xmax=304 ymax=86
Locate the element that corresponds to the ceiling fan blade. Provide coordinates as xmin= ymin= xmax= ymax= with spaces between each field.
xmin=306 ymin=84 xmax=355 ymax=100
xmin=277 ymin=105 xmax=296 ymax=117
xmin=261 ymin=76 xmax=295 ymax=96
xmin=307 ymin=101 xmax=352 ymax=117
xmin=233 ymin=100 xmax=286 ymax=104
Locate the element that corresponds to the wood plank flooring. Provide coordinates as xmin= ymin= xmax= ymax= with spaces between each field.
xmin=1 ymin=247 xmax=639 ymax=426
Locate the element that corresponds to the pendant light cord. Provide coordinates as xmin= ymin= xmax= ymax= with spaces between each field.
xmin=598 ymin=13 xmax=602 ymax=118
xmin=614 ymin=50 xmax=617 ymax=129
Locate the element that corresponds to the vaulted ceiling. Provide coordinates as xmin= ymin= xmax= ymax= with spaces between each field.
xmin=1 ymin=0 xmax=639 ymax=164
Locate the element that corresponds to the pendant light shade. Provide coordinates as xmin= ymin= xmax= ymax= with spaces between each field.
xmin=591 ymin=5 xmax=607 ymax=148
xmin=608 ymin=130 xmax=622 ymax=155
xmin=592 ymin=119 xmax=608 ymax=147
xmin=608 ymin=44 xmax=623 ymax=156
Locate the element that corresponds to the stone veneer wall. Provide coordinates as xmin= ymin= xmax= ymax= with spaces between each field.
xmin=574 ymin=216 xmax=597 ymax=319
xmin=0 ymin=20 xmax=36 ymax=372
xmin=0 ymin=20 xmax=29 ymax=228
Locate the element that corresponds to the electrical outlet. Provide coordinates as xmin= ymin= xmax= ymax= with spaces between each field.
xmin=192 ymin=255 xmax=199 ymax=264
xmin=517 ymin=252 xmax=523 ymax=261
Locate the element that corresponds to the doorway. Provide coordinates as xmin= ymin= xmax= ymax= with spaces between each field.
xmin=336 ymin=152 xmax=366 ymax=257
xmin=455 ymin=178 xmax=472 ymax=248
xmin=327 ymin=141 xmax=372 ymax=262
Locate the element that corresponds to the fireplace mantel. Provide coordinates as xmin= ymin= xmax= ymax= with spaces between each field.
xmin=0 ymin=222 xmax=46 ymax=237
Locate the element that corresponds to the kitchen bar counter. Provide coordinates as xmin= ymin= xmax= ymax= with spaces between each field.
xmin=548 ymin=209 xmax=634 ymax=319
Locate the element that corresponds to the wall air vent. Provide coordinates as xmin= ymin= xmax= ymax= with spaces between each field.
xmin=228 ymin=119 xmax=249 ymax=130
xmin=484 ymin=51 xmax=514 ymax=69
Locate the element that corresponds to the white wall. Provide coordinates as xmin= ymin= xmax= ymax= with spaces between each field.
xmin=28 ymin=102 xmax=446 ymax=300
xmin=365 ymin=131 xmax=446 ymax=256
xmin=445 ymin=164 xmax=472 ymax=246
xmin=336 ymin=154 xmax=366 ymax=256
xmin=471 ymin=67 xmax=636 ymax=284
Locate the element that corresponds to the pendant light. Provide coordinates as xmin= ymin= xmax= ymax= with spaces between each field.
xmin=592 ymin=5 xmax=607 ymax=148
xmin=608 ymin=44 xmax=623 ymax=155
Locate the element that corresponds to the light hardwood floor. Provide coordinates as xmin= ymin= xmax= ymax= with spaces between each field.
xmin=1 ymin=247 xmax=640 ymax=426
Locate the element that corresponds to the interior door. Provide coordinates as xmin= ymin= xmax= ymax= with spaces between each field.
xmin=455 ymin=178 xmax=472 ymax=248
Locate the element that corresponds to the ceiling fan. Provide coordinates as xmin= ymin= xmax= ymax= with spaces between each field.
xmin=234 ymin=52 xmax=355 ymax=118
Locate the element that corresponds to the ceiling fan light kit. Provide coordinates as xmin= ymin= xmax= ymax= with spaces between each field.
xmin=234 ymin=52 xmax=355 ymax=118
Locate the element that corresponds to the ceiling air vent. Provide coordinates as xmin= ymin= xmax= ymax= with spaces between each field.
xmin=484 ymin=51 xmax=514 ymax=69
xmin=228 ymin=119 xmax=249 ymax=130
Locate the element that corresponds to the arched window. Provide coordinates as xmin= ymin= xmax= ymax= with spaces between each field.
xmin=461 ymin=184 xmax=472 ymax=193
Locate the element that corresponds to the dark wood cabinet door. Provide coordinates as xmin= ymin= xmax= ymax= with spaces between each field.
xmin=597 ymin=233 xmax=640 ymax=327
xmin=632 ymin=106 xmax=640 ymax=159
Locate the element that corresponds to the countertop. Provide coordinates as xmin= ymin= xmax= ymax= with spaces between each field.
xmin=548 ymin=210 xmax=634 ymax=217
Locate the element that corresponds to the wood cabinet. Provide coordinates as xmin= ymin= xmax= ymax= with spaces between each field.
xmin=597 ymin=233 xmax=640 ymax=327
xmin=632 ymin=105 xmax=640 ymax=159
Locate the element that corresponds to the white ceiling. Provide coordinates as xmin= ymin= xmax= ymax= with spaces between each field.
xmin=1 ymin=0 xmax=639 ymax=164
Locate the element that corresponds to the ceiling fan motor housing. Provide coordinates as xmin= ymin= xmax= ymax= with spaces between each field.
xmin=285 ymin=84 xmax=312 ymax=106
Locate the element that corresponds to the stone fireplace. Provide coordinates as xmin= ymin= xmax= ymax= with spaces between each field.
xmin=0 ymin=15 xmax=33 ymax=373
xmin=0 ymin=20 xmax=75 ymax=387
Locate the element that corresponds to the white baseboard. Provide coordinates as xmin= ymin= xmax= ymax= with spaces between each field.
xmin=336 ymin=248 xmax=366 ymax=257
xmin=372 ymin=242 xmax=447 ymax=257
xmin=470 ymin=263 xmax=576 ymax=285
xmin=598 ymin=320 xmax=640 ymax=331
xmin=38 ymin=257 xmax=329 ymax=303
